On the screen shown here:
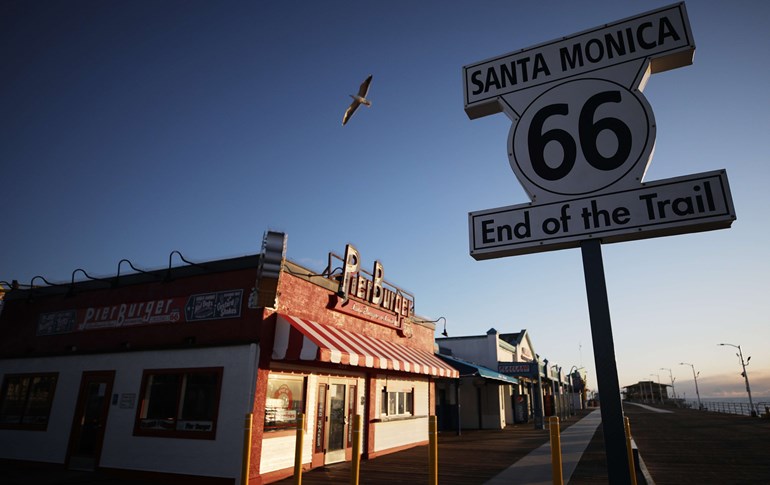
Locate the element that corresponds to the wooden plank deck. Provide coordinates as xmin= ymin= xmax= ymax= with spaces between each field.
xmin=619 ymin=404 xmax=770 ymax=485
xmin=274 ymin=410 xmax=593 ymax=485
xmin=3 ymin=405 xmax=768 ymax=484
xmin=275 ymin=405 xmax=770 ymax=484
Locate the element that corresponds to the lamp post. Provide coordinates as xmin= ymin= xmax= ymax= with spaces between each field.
xmin=533 ymin=357 xmax=545 ymax=429
xmin=646 ymin=379 xmax=654 ymax=404
xmin=556 ymin=366 xmax=565 ymax=420
xmin=660 ymin=367 xmax=676 ymax=400
xmin=650 ymin=373 xmax=663 ymax=404
xmin=568 ymin=366 xmax=585 ymax=414
xmin=679 ymin=362 xmax=702 ymax=410
xmin=550 ymin=364 xmax=560 ymax=419
xmin=718 ymin=343 xmax=755 ymax=417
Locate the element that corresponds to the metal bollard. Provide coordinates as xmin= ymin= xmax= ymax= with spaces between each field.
xmin=294 ymin=413 xmax=305 ymax=485
xmin=241 ymin=413 xmax=253 ymax=485
xmin=429 ymin=415 xmax=438 ymax=485
xmin=624 ymin=416 xmax=638 ymax=485
xmin=549 ymin=416 xmax=563 ymax=485
xmin=351 ymin=414 xmax=362 ymax=485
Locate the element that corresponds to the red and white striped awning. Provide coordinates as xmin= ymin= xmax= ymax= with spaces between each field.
xmin=272 ymin=314 xmax=459 ymax=378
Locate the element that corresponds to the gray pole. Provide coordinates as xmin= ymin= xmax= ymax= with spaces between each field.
xmin=661 ymin=367 xmax=676 ymax=400
xmin=580 ymin=239 xmax=631 ymax=484
xmin=456 ymin=382 xmax=462 ymax=436
xmin=737 ymin=346 xmax=755 ymax=417
xmin=651 ymin=374 xmax=663 ymax=404
xmin=679 ymin=362 xmax=702 ymax=410
xmin=719 ymin=344 xmax=756 ymax=417
xmin=533 ymin=357 xmax=545 ymax=429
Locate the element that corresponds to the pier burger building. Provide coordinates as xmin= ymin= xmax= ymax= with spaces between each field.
xmin=0 ymin=232 xmax=457 ymax=484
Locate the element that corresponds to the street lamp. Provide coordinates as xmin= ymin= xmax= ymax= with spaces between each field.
xmin=679 ymin=362 xmax=702 ymax=410
xmin=650 ymin=373 xmax=663 ymax=404
xmin=660 ymin=367 xmax=676 ymax=400
xmin=568 ymin=366 xmax=585 ymax=414
xmin=647 ymin=379 xmax=654 ymax=404
xmin=549 ymin=364 xmax=561 ymax=419
xmin=718 ymin=343 xmax=756 ymax=417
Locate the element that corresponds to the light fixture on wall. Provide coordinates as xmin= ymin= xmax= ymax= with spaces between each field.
xmin=30 ymin=275 xmax=56 ymax=288
xmin=67 ymin=268 xmax=106 ymax=297
xmin=417 ymin=316 xmax=448 ymax=337
xmin=114 ymin=258 xmax=152 ymax=287
xmin=27 ymin=275 xmax=57 ymax=302
xmin=165 ymin=250 xmax=206 ymax=281
xmin=0 ymin=280 xmax=19 ymax=291
xmin=439 ymin=317 xmax=448 ymax=337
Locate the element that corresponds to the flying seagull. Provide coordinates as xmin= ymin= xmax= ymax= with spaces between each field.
xmin=342 ymin=74 xmax=373 ymax=126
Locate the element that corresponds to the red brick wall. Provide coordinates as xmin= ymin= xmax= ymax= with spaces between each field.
xmin=272 ymin=273 xmax=435 ymax=352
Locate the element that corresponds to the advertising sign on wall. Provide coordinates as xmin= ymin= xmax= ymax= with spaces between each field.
xmin=36 ymin=289 xmax=244 ymax=336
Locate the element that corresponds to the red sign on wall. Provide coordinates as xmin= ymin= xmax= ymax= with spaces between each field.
xmin=36 ymin=289 xmax=243 ymax=336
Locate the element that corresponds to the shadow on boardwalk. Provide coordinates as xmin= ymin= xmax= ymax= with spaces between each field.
xmin=2 ymin=405 xmax=768 ymax=484
xmin=276 ymin=408 xmax=602 ymax=485
xmin=277 ymin=405 xmax=770 ymax=485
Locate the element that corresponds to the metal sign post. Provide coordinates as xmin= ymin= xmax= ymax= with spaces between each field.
xmin=581 ymin=238 xmax=629 ymax=482
xmin=461 ymin=3 xmax=735 ymax=483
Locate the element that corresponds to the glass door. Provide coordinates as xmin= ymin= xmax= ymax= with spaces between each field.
xmin=67 ymin=371 xmax=114 ymax=471
xmin=311 ymin=383 xmax=327 ymax=468
xmin=324 ymin=383 xmax=347 ymax=464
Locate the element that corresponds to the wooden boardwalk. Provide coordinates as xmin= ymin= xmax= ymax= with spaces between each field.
xmin=3 ymin=405 xmax=768 ymax=484
xmin=274 ymin=409 xmax=598 ymax=485
xmin=622 ymin=403 xmax=770 ymax=485
xmin=275 ymin=405 xmax=770 ymax=484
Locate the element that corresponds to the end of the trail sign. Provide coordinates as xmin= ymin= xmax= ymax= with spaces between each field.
xmin=462 ymin=2 xmax=735 ymax=261
xmin=469 ymin=170 xmax=735 ymax=260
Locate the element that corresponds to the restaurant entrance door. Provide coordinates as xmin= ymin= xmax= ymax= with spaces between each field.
xmin=311 ymin=377 xmax=358 ymax=466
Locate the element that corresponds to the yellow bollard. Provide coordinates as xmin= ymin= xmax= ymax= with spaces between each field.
xmin=429 ymin=415 xmax=438 ymax=485
xmin=351 ymin=414 xmax=362 ymax=485
xmin=294 ymin=413 xmax=305 ymax=485
xmin=241 ymin=413 xmax=253 ymax=485
xmin=624 ymin=416 xmax=638 ymax=485
xmin=549 ymin=416 xmax=563 ymax=485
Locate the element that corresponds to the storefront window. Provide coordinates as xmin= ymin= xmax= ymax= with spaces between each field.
xmin=135 ymin=367 xmax=222 ymax=439
xmin=0 ymin=373 xmax=58 ymax=429
xmin=381 ymin=386 xmax=413 ymax=417
xmin=264 ymin=374 xmax=305 ymax=432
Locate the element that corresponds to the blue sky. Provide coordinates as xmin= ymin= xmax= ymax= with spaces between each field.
xmin=2 ymin=1 xmax=768 ymax=400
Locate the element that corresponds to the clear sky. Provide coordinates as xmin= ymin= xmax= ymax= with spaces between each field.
xmin=2 ymin=1 xmax=768 ymax=401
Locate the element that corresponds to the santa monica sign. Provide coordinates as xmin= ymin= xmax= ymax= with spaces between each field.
xmin=463 ymin=3 xmax=735 ymax=259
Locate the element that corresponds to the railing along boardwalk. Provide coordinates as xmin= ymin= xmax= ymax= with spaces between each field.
xmin=695 ymin=400 xmax=770 ymax=417
xmin=634 ymin=398 xmax=770 ymax=417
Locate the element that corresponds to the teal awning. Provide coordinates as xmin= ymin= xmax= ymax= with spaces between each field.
xmin=437 ymin=354 xmax=518 ymax=385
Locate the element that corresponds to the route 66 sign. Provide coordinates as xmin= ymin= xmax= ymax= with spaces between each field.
xmin=510 ymin=77 xmax=654 ymax=200
xmin=463 ymin=3 xmax=735 ymax=259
